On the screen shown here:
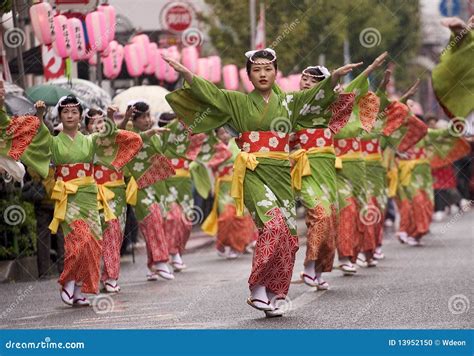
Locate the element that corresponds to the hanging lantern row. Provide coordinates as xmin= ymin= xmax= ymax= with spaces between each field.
xmin=29 ymin=2 xmax=299 ymax=90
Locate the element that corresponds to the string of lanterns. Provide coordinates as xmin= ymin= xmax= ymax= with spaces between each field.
xmin=29 ymin=2 xmax=301 ymax=91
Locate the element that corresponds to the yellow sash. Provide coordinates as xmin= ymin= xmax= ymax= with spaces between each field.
xmin=335 ymin=152 xmax=363 ymax=169
xmin=231 ymin=151 xmax=289 ymax=216
xmin=175 ymin=168 xmax=191 ymax=178
xmin=387 ymin=167 xmax=399 ymax=197
xmin=201 ymin=175 xmax=232 ymax=236
xmin=290 ymin=146 xmax=335 ymax=191
xmin=49 ymin=176 xmax=95 ymax=234
xmin=398 ymin=159 xmax=429 ymax=187
xmin=96 ymin=179 xmax=125 ymax=222
xmin=364 ymin=153 xmax=383 ymax=162
xmin=126 ymin=176 xmax=138 ymax=206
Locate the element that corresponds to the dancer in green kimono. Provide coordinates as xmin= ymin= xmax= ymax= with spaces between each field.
xmin=332 ymin=53 xmax=387 ymax=274
xmin=290 ymin=65 xmax=355 ymax=290
xmin=118 ymin=101 xmax=176 ymax=281
xmin=0 ymin=91 xmax=142 ymax=307
xmin=157 ymin=113 xmax=214 ymax=271
xmin=163 ymin=48 xmax=359 ymax=317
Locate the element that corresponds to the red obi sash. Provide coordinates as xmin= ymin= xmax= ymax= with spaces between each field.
xmin=334 ymin=138 xmax=362 ymax=157
xmin=236 ymin=131 xmax=289 ymax=153
xmin=55 ymin=163 xmax=93 ymax=182
xmin=402 ymin=147 xmax=427 ymax=160
xmin=293 ymin=128 xmax=333 ymax=150
xmin=93 ymin=165 xmax=124 ymax=185
xmin=170 ymin=157 xmax=190 ymax=170
xmin=361 ymin=138 xmax=381 ymax=155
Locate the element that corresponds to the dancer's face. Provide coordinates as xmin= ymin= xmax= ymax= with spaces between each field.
xmin=249 ymin=58 xmax=276 ymax=92
xmin=60 ymin=107 xmax=81 ymax=132
xmin=299 ymin=74 xmax=320 ymax=91
xmin=216 ymin=127 xmax=231 ymax=144
xmin=87 ymin=115 xmax=105 ymax=134
xmin=134 ymin=112 xmax=153 ymax=131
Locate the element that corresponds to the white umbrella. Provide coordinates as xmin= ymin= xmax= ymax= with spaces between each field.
xmin=112 ymin=85 xmax=172 ymax=116
xmin=50 ymin=78 xmax=112 ymax=110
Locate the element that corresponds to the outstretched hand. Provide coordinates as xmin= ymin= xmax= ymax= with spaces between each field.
xmin=107 ymin=105 xmax=119 ymax=120
xmin=161 ymin=54 xmax=194 ymax=84
xmin=378 ymin=69 xmax=392 ymax=91
xmin=441 ymin=17 xmax=471 ymax=35
xmin=34 ymin=100 xmax=47 ymax=120
xmin=400 ymin=79 xmax=420 ymax=102
xmin=332 ymin=62 xmax=364 ymax=86
xmin=363 ymin=51 xmax=388 ymax=77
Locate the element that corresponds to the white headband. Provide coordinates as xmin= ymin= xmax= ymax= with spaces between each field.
xmin=302 ymin=66 xmax=331 ymax=79
xmin=245 ymin=48 xmax=277 ymax=63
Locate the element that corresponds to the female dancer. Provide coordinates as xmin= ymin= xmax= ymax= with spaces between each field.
xmin=1 ymin=92 xmax=141 ymax=306
xmin=118 ymin=101 xmax=176 ymax=281
xmin=163 ymin=48 xmax=359 ymax=317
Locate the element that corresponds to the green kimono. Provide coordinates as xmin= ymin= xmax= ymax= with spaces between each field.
xmin=166 ymin=75 xmax=337 ymax=297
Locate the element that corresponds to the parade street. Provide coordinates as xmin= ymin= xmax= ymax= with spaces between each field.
xmin=1 ymin=210 xmax=472 ymax=330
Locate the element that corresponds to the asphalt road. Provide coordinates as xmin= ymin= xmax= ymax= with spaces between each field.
xmin=1 ymin=209 xmax=472 ymax=329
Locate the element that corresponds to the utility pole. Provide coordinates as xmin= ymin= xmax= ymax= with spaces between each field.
xmin=250 ymin=0 xmax=256 ymax=49
xmin=11 ymin=0 xmax=26 ymax=88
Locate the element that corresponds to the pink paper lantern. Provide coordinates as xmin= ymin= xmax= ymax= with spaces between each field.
xmin=124 ymin=43 xmax=144 ymax=77
xmin=181 ymin=46 xmax=198 ymax=73
xmin=223 ymin=64 xmax=239 ymax=90
xmin=67 ymin=18 xmax=86 ymax=61
xmin=132 ymin=34 xmax=151 ymax=68
xmin=197 ymin=58 xmax=210 ymax=81
xmin=278 ymin=77 xmax=290 ymax=92
xmin=144 ymin=43 xmax=158 ymax=75
xmin=155 ymin=48 xmax=167 ymax=81
xmin=276 ymin=70 xmax=283 ymax=81
xmin=53 ymin=15 xmax=71 ymax=58
xmin=208 ymin=56 xmax=222 ymax=83
xmin=30 ymin=2 xmax=55 ymax=45
xmin=289 ymin=74 xmax=301 ymax=91
xmin=97 ymin=4 xmax=116 ymax=43
xmin=86 ymin=11 xmax=108 ymax=53
xmin=164 ymin=46 xmax=180 ymax=83
xmin=239 ymin=68 xmax=254 ymax=93
xmin=103 ymin=41 xmax=124 ymax=79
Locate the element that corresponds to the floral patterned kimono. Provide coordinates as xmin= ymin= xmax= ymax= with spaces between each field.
xmin=333 ymin=73 xmax=380 ymax=262
xmin=289 ymin=88 xmax=355 ymax=273
xmin=202 ymin=137 xmax=258 ymax=253
xmin=362 ymin=92 xmax=428 ymax=250
xmin=166 ymin=75 xmax=338 ymax=297
xmin=0 ymin=109 xmax=142 ymax=293
xmin=124 ymin=131 xmax=175 ymax=270
xmin=395 ymin=128 xmax=470 ymax=240
xmin=159 ymin=119 xmax=213 ymax=257
xmin=93 ymin=163 xmax=127 ymax=284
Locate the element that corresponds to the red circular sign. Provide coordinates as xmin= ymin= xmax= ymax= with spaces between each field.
xmin=163 ymin=4 xmax=192 ymax=32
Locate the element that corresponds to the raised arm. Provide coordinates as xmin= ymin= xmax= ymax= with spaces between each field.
xmin=162 ymin=54 xmax=194 ymax=85
xmin=399 ymin=79 xmax=420 ymax=103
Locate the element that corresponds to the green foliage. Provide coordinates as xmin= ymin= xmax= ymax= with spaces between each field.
xmin=201 ymin=0 xmax=420 ymax=90
xmin=0 ymin=195 xmax=37 ymax=260
xmin=0 ymin=0 xmax=13 ymax=14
